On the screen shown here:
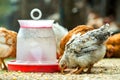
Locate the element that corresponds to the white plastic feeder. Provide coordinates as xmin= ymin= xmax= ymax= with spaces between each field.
xmin=8 ymin=8 xmax=60 ymax=72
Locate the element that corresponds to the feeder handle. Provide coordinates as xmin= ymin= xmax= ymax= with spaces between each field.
xmin=30 ymin=8 xmax=42 ymax=20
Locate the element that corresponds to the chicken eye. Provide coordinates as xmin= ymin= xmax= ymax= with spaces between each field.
xmin=112 ymin=44 xmax=115 ymax=46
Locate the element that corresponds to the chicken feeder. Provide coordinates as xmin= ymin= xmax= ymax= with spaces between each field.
xmin=8 ymin=8 xmax=60 ymax=72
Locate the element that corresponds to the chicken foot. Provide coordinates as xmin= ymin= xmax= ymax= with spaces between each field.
xmin=70 ymin=67 xmax=84 ymax=74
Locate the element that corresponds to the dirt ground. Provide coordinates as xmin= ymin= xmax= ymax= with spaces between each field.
xmin=0 ymin=58 xmax=120 ymax=80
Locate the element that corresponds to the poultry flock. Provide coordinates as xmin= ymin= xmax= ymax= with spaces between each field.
xmin=0 ymin=20 xmax=120 ymax=72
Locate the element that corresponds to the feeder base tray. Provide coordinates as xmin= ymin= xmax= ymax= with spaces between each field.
xmin=8 ymin=60 xmax=60 ymax=72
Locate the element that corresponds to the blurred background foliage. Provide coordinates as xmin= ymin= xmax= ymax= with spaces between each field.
xmin=0 ymin=0 xmax=11 ymax=16
xmin=0 ymin=0 xmax=120 ymax=32
xmin=0 ymin=0 xmax=12 ymax=27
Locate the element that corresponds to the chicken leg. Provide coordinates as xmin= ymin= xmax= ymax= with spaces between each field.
xmin=86 ymin=64 xmax=93 ymax=73
xmin=1 ymin=58 xmax=7 ymax=70
xmin=60 ymin=64 xmax=66 ymax=74
xmin=0 ymin=58 xmax=7 ymax=70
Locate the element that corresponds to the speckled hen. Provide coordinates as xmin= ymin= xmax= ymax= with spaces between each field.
xmin=59 ymin=24 xmax=114 ymax=74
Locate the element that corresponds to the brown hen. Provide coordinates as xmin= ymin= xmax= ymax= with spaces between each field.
xmin=0 ymin=27 xmax=17 ymax=70
xmin=105 ymin=33 xmax=120 ymax=58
